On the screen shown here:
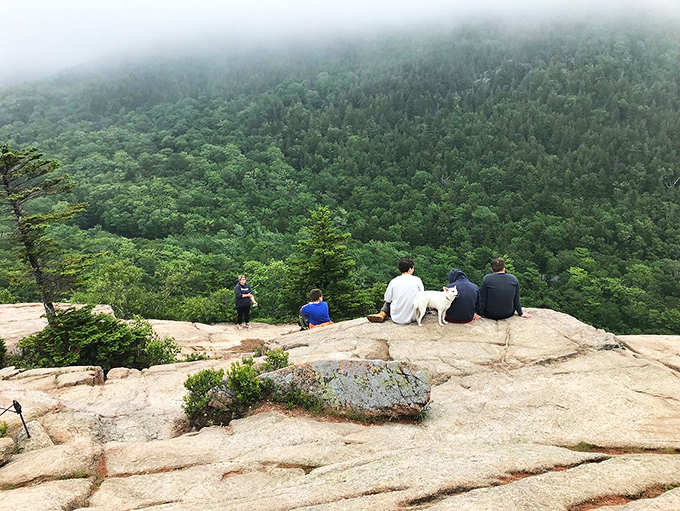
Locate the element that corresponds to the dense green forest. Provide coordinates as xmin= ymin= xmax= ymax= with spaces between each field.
xmin=1 ymin=19 xmax=679 ymax=334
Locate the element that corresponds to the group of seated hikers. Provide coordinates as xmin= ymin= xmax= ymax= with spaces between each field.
xmin=299 ymin=257 xmax=531 ymax=329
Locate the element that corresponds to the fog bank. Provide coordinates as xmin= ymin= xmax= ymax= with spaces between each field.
xmin=1 ymin=0 xmax=678 ymax=85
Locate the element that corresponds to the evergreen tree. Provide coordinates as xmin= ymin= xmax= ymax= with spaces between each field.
xmin=286 ymin=206 xmax=371 ymax=320
xmin=0 ymin=145 xmax=85 ymax=323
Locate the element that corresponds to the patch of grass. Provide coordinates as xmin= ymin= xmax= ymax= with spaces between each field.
xmin=0 ymin=421 xmax=8 ymax=438
xmin=183 ymin=352 xmax=212 ymax=362
xmin=415 ymin=403 xmax=431 ymax=423
xmin=571 ymin=442 xmax=597 ymax=452
xmin=57 ymin=471 xmax=89 ymax=480
xmin=271 ymin=384 xmax=324 ymax=414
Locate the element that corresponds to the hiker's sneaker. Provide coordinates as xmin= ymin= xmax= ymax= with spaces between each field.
xmin=237 ymin=324 xmax=243 ymax=330
xmin=367 ymin=311 xmax=387 ymax=323
xmin=246 ymin=323 xmax=252 ymax=329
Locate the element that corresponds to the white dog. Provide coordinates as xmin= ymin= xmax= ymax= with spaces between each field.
xmin=413 ymin=286 xmax=458 ymax=326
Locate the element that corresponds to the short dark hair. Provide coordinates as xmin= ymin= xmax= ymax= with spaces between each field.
xmin=398 ymin=258 xmax=414 ymax=273
xmin=491 ymin=258 xmax=506 ymax=272
xmin=309 ymin=288 xmax=323 ymax=301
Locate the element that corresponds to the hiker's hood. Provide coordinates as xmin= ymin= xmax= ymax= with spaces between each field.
xmin=448 ymin=269 xmax=469 ymax=284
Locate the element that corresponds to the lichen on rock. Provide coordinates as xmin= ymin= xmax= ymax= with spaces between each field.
xmin=260 ymin=359 xmax=430 ymax=419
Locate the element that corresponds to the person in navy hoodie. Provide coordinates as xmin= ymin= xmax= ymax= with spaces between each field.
xmin=300 ymin=288 xmax=333 ymax=329
xmin=445 ymin=269 xmax=481 ymax=323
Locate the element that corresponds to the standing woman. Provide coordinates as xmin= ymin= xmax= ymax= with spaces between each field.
xmin=234 ymin=275 xmax=257 ymax=329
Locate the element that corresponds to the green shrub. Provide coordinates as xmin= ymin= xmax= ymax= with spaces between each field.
xmin=181 ymin=349 xmax=292 ymax=430
xmin=226 ymin=357 xmax=260 ymax=405
xmin=252 ymin=342 xmax=267 ymax=357
xmin=178 ymin=289 xmax=233 ymax=324
xmin=0 ymin=421 xmax=7 ymax=438
xmin=182 ymin=367 xmax=227 ymax=428
xmin=0 ymin=338 xmax=6 ymax=368
xmin=134 ymin=316 xmax=181 ymax=366
xmin=259 ymin=349 xmax=290 ymax=373
xmin=16 ymin=306 xmax=179 ymax=372
xmin=0 ymin=289 xmax=14 ymax=304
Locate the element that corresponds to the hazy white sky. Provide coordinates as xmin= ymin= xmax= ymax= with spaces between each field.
xmin=1 ymin=0 xmax=678 ymax=85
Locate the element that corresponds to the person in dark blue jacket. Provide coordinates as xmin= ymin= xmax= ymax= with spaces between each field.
xmin=478 ymin=258 xmax=531 ymax=320
xmin=445 ymin=269 xmax=481 ymax=323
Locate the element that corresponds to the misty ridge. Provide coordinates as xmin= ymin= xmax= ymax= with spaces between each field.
xmin=0 ymin=3 xmax=678 ymax=89
xmin=1 ymin=0 xmax=679 ymax=87
xmin=0 ymin=14 xmax=680 ymax=337
xmin=23 ymin=14 xmax=676 ymax=110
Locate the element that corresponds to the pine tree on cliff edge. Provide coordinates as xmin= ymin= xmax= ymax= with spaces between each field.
xmin=0 ymin=145 xmax=85 ymax=325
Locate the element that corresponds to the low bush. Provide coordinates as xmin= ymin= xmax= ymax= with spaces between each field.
xmin=258 ymin=349 xmax=289 ymax=373
xmin=16 ymin=306 xmax=179 ymax=372
xmin=182 ymin=367 xmax=227 ymax=428
xmin=226 ymin=357 xmax=260 ymax=405
xmin=182 ymin=350 xmax=292 ymax=429
xmin=178 ymin=289 xmax=233 ymax=324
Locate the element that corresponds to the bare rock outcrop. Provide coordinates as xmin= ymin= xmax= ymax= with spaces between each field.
xmin=0 ymin=302 xmax=298 ymax=358
xmin=2 ymin=479 xmax=92 ymax=511
xmin=2 ymin=306 xmax=680 ymax=510
xmin=618 ymin=334 xmax=680 ymax=372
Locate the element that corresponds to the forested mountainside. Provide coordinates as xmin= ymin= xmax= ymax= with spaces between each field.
xmin=1 ymin=19 xmax=679 ymax=334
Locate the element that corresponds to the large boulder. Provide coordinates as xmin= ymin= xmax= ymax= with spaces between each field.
xmin=260 ymin=359 xmax=430 ymax=418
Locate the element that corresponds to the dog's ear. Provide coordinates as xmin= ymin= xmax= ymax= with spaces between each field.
xmin=443 ymin=286 xmax=448 ymax=291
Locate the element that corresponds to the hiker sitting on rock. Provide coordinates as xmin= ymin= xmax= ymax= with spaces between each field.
xmin=367 ymin=257 xmax=424 ymax=324
xmin=445 ymin=268 xmax=481 ymax=323
xmin=300 ymin=288 xmax=333 ymax=329
xmin=479 ymin=258 xmax=531 ymax=320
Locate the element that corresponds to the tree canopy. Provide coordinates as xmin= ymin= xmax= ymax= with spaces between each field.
xmin=0 ymin=18 xmax=679 ymax=334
